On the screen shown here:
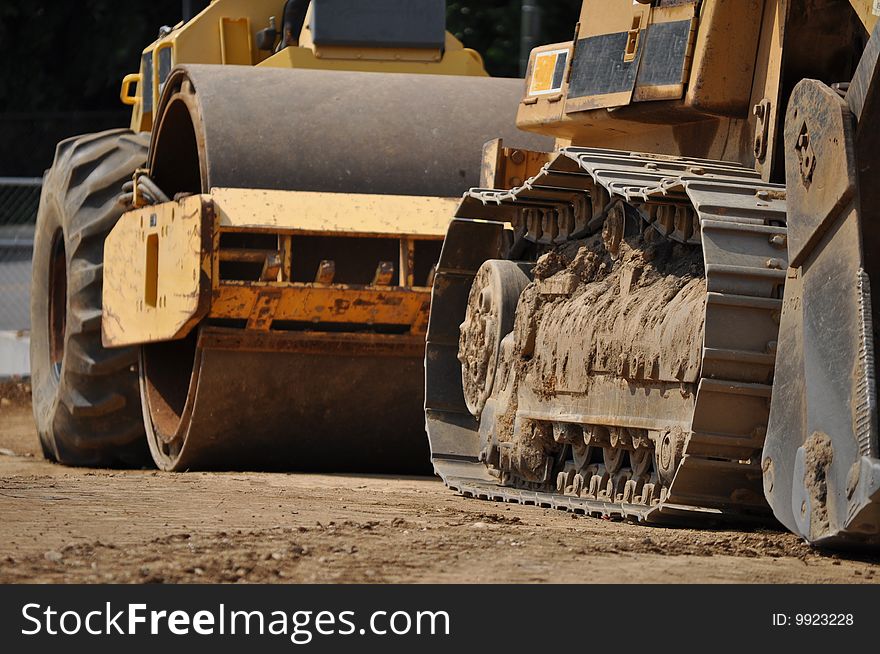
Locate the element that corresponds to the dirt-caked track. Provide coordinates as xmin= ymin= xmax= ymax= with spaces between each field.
xmin=0 ymin=385 xmax=878 ymax=584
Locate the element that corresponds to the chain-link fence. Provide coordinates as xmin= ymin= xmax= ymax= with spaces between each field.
xmin=0 ymin=177 xmax=39 ymax=378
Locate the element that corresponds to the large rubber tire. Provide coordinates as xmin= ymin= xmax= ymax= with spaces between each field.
xmin=30 ymin=129 xmax=151 ymax=467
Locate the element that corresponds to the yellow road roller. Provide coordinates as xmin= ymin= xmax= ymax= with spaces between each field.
xmin=30 ymin=0 xmax=546 ymax=472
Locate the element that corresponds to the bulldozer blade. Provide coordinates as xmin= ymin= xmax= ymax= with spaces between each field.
xmin=765 ymin=26 xmax=880 ymax=547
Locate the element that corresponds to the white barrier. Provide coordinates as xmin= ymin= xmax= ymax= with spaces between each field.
xmin=0 ymin=331 xmax=29 ymax=379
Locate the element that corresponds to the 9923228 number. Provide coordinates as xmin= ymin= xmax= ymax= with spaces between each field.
xmin=794 ymin=614 xmax=853 ymax=626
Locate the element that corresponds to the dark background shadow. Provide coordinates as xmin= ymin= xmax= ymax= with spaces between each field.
xmin=0 ymin=1 xmax=580 ymax=177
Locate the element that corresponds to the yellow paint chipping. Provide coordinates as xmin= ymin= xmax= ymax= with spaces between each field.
xmin=103 ymin=196 xmax=211 ymax=348
xmin=212 ymin=283 xmax=431 ymax=332
xmin=103 ymin=188 xmax=443 ymax=347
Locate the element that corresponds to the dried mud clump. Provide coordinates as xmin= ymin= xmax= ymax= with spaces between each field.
xmin=489 ymin=227 xmax=706 ymax=481
xmin=803 ymin=431 xmax=834 ymax=540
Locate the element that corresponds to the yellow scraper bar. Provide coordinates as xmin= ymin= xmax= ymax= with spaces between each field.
xmin=211 ymin=188 xmax=461 ymax=238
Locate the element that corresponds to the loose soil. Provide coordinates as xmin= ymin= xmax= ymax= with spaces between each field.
xmin=0 ymin=391 xmax=878 ymax=584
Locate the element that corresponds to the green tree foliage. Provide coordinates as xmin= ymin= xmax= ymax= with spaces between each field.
xmin=447 ymin=0 xmax=581 ymax=77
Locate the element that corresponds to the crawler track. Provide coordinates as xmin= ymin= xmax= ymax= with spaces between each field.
xmin=426 ymin=148 xmax=788 ymax=526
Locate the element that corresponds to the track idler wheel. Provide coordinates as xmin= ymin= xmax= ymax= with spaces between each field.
xmin=655 ymin=427 xmax=685 ymax=486
xmin=459 ymin=260 xmax=531 ymax=416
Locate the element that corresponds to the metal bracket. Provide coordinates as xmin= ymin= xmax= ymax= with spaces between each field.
xmin=753 ymin=99 xmax=772 ymax=162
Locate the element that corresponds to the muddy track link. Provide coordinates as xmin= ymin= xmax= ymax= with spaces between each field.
xmin=425 ymin=147 xmax=788 ymax=526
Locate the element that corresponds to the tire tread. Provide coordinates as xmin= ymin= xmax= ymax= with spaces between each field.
xmin=30 ymin=129 xmax=151 ymax=467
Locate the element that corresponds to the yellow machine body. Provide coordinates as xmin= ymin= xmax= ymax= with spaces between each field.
xmin=514 ymin=0 xmax=878 ymax=179
xmin=120 ymin=0 xmax=487 ymax=133
xmin=110 ymin=0 xmax=492 ymax=355
xmin=99 ymin=1 xmax=544 ymax=472
xmin=103 ymin=189 xmax=458 ymax=347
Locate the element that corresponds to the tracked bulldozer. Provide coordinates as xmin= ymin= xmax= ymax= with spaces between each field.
xmin=30 ymin=0 xmax=545 ymax=473
xmin=425 ymin=0 xmax=880 ymax=547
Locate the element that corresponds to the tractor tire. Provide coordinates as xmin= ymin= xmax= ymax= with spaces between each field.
xmin=30 ymin=129 xmax=152 ymax=467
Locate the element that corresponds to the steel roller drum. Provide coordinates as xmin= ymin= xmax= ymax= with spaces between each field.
xmin=140 ymin=64 xmax=550 ymax=472
xmin=149 ymin=64 xmax=548 ymax=197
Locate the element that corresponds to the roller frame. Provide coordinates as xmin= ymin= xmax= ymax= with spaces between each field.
xmin=101 ymin=63 xmax=549 ymax=472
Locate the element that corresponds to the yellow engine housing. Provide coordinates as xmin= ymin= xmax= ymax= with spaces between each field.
xmin=120 ymin=0 xmax=488 ymax=133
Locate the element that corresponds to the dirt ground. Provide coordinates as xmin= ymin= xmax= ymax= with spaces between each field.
xmin=1 ymin=392 xmax=878 ymax=584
